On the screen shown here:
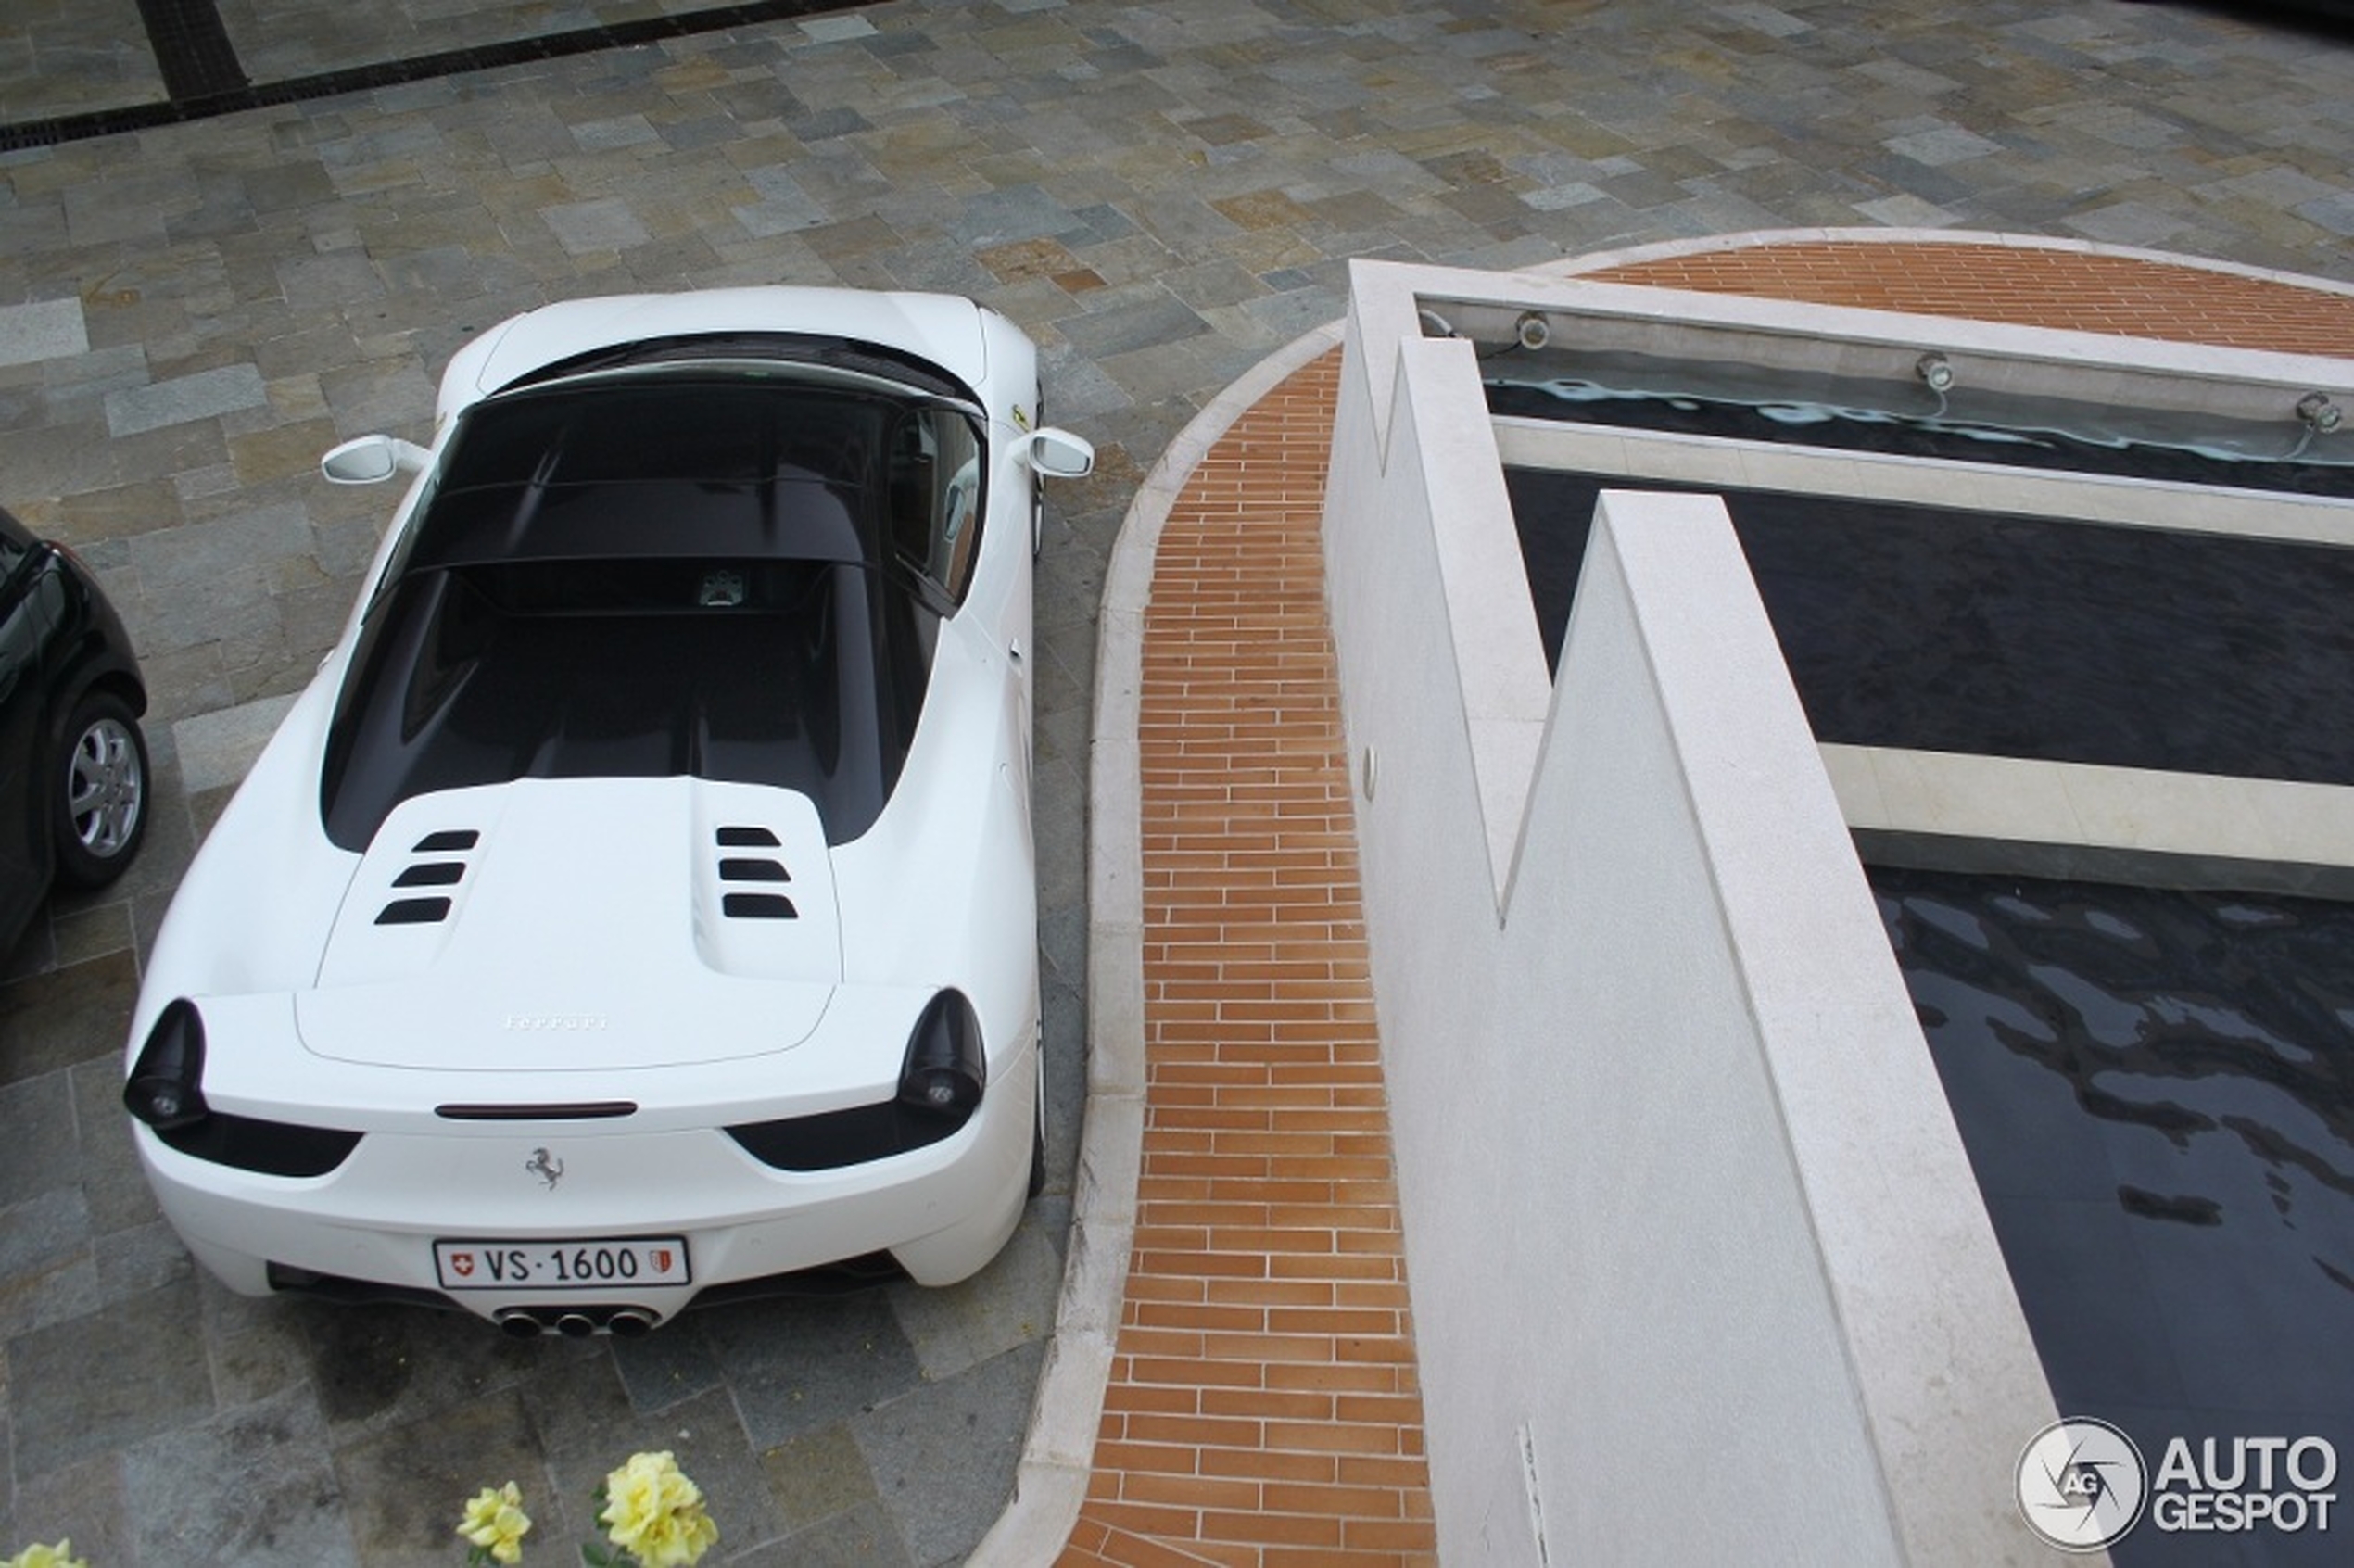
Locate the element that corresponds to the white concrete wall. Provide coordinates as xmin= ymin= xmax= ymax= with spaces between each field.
xmin=1322 ymin=262 xmax=2068 ymax=1565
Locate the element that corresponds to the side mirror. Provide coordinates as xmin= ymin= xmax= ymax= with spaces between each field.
xmin=321 ymin=435 xmax=431 ymax=486
xmin=1021 ymin=428 xmax=1095 ymax=479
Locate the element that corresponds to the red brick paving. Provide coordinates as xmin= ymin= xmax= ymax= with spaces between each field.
xmin=1597 ymin=239 xmax=2354 ymax=354
xmin=1059 ymin=349 xmax=1436 ymax=1568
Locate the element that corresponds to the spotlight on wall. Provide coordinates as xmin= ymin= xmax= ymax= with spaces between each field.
xmin=1915 ymin=352 xmax=1955 ymax=393
xmin=1515 ymin=312 xmax=1551 ymax=351
xmin=2297 ymin=392 xmax=2344 ymax=436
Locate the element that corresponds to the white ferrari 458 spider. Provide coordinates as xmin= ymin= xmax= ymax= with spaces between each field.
xmin=122 ymin=287 xmax=1094 ymax=1335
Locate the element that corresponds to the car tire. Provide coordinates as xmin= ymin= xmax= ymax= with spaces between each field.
xmin=53 ymin=689 xmax=148 ymax=890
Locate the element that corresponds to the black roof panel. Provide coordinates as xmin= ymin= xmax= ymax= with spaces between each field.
xmin=411 ymin=377 xmax=894 ymax=572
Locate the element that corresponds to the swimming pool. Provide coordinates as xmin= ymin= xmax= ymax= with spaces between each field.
xmin=1876 ymin=866 xmax=2352 ymax=1568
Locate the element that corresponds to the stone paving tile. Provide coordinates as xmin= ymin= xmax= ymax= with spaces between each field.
xmin=0 ymin=300 xmax=89 ymax=370
xmin=219 ymin=0 xmax=676 ymax=87
xmin=0 ymin=0 xmax=165 ymax=125
xmin=855 ymin=1341 xmax=1046 ymax=1565
xmin=704 ymin=1295 xmax=929 ymax=1452
xmin=888 ymin=1218 xmax=1066 ymax=1385
xmin=3 ymin=0 xmax=2354 ymax=1563
xmin=0 ymin=1077 xmax=77 ymax=1212
xmin=335 ymin=1387 xmax=550 ymax=1564
xmin=124 ymin=1386 xmax=358 ymax=1566
xmin=743 ymin=1497 xmax=916 ymax=1568
xmin=7 ymin=1281 xmax=213 ymax=1480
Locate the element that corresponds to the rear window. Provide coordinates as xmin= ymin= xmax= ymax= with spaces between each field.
xmin=320 ymin=555 xmax=935 ymax=852
xmin=319 ymin=374 xmax=954 ymax=851
xmin=400 ymin=379 xmax=893 ymax=575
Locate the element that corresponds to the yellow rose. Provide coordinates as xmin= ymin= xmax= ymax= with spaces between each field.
xmin=3 ymin=1545 xmax=90 ymax=1568
xmin=455 ymin=1480 xmax=532 ymax=1565
xmin=598 ymin=1451 xmax=719 ymax=1568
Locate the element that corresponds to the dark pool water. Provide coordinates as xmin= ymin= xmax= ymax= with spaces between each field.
xmin=1504 ymin=468 xmax=2354 ymax=786
xmin=1876 ymin=867 xmax=2353 ymax=1567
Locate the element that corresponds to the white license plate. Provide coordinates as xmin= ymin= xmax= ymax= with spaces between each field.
xmin=433 ymin=1237 xmax=690 ymax=1291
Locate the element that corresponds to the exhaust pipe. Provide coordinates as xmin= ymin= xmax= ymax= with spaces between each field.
xmin=493 ymin=1306 xmax=662 ymax=1337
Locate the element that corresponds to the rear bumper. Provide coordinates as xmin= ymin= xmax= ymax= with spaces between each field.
xmin=139 ymin=1041 xmax=1038 ymax=1328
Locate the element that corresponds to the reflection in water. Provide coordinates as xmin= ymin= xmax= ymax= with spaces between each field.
xmin=1878 ymin=871 xmax=2352 ymax=1238
xmin=1873 ymin=869 xmax=2353 ymax=1566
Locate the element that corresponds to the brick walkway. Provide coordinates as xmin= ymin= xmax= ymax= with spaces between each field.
xmin=1059 ymin=351 xmax=1437 ymax=1567
xmin=1591 ymin=237 xmax=2354 ymax=352
xmin=1053 ymin=237 xmax=2354 ymax=1566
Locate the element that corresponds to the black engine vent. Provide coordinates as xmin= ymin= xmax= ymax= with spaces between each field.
xmin=716 ymin=828 xmax=795 ymax=919
xmin=723 ymin=893 xmax=798 ymax=920
xmin=377 ymin=829 xmax=479 ymax=924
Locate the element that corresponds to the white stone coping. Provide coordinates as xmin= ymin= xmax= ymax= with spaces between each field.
xmin=1589 ymin=492 xmax=2066 ymax=1564
xmin=1827 ymin=745 xmax=2354 ymax=880
xmin=1493 ymin=418 xmax=2354 ymax=548
xmin=965 ymin=320 xmax=1347 ymax=1565
xmin=1344 ymin=236 xmax=2354 ymax=467
xmin=1390 ymin=337 xmax=1552 ymax=911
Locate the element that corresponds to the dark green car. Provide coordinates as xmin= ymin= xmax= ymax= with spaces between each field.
xmin=0 ymin=505 xmax=149 ymax=956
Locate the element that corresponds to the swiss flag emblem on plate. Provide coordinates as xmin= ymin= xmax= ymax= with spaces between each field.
xmin=449 ymin=1251 xmax=475 ymax=1277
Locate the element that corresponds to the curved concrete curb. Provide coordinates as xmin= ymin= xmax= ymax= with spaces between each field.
xmin=965 ymin=318 xmax=1348 ymax=1567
